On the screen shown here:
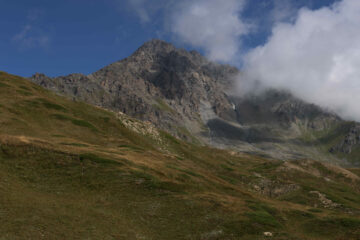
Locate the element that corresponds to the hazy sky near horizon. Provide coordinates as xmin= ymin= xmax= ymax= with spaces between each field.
xmin=1 ymin=0 xmax=336 ymax=77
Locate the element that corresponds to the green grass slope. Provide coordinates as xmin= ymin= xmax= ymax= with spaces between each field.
xmin=301 ymin=121 xmax=360 ymax=166
xmin=0 ymin=71 xmax=360 ymax=239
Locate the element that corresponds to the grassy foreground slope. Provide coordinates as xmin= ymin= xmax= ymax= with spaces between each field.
xmin=0 ymin=71 xmax=360 ymax=240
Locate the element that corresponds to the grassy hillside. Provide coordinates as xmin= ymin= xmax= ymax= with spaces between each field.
xmin=0 ymin=71 xmax=360 ymax=239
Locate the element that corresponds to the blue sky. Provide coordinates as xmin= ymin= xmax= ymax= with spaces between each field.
xmin=1 ymin=0 xmax=337 ymax=77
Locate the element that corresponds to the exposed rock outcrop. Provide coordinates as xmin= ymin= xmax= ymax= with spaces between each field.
xmin=330 ymin=124 xmax=360 ymax=154
xmin=309 ymin=191 xmax=341 ymax=209
xmin=252 ymin=177 xmax=300 ymax=198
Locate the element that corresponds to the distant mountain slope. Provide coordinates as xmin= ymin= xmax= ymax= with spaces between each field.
xmin=2 ymin=71 xmax=360 ymax=239
xmin=29 ymin=39 xmax=360 ymax=165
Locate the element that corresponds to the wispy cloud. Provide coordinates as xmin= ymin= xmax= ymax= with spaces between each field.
xmin=12 ymin=8 xmax=50 ymax=50
xmin=127 ymin=0 xmax=150 ymax=23
xmin=12 ymin=24 xmax=50 ymax=50
xmin=125 ymin=0 xmax=170 ymax=24
xmin=27 ymin=8 xmax=44 ymax=21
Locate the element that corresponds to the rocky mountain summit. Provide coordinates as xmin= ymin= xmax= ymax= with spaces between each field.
xmin=29 ymin=39 xmax=360 ymax=165
xmin=31 ymin=40 xmax=237 ymax=140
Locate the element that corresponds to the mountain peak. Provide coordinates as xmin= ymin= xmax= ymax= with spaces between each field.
xmin=143 ymin=38 xmax=173 ymax=47
xmin=135 ymin=39 xmax=176 ymax=55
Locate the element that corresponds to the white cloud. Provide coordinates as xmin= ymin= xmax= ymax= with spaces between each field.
xmin=27 ymin=8 xmax=44 ymax=21
xmin=171 ymin=0 xmax=249 ymax=62
xmin=242 ymin=0 xmax=360 ymax=120
xmin=127 ymin=0 xmax=150 ymax=23
xmin=12 ymin=9 xmax=50 ymax=50
xmin=125 ymin=0 xmax=171 ymax=24
xmin=12 ymin=24 xmax=50 ymax=50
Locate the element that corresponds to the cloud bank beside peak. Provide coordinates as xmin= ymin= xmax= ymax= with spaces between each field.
xmin=242 ymin=0 xmax=360 ymax=120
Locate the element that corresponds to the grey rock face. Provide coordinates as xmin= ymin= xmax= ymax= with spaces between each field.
xmin=252 ymin=178 xmax=300 ymax=198
xmin=30 ymin=73 xmax=111 ymax=107
xmin=231 ymin=90 xmax=339 ymax=129
xmin=330 ymin=124 xmax=360 ymax=154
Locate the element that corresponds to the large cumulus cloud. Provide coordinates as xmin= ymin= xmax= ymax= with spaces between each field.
xmin=243 ymin=0 xmax=360 ymax=120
